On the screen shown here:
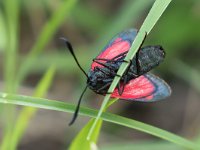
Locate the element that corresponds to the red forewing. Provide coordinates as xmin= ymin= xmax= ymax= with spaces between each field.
xmin=111 ymin=73 xmax=171 ymax=102
xmin=91 ymin=29 xmax=137 ymax=69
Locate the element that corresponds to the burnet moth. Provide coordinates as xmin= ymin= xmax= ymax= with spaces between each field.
xmin=61 ymin=28 xmax=171 ymax=125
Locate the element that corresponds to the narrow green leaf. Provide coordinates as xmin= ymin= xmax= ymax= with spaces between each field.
xmin=10 ymin=65 xmax=56 ymax=150
xmin=0 ymin=10 xmax=6 ymax=51
xmin=1 ymin=0 xmax=20 ymax=149
xmin=3 ymin=0 xmax=20 ymax=92
xmin=0 ymin=93 xmax=198 ymax=150
xmin=0 ymin=2 xmax=11 ymax=114
xmin=69 ymin=98 xmax=118 ymax=150
xmin=69 ymin=119 xmax=102 ymax=150
xmin=88 ymin=0 xmax=172 ymax=141
xmin=140 ymin=0 xmax=172 ymax=34
xmin=101 ymin=141 xmax=183 ymax=150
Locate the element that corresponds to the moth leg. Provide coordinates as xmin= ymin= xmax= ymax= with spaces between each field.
xmin=97 ymin=78 xmax=113 ymax=83
xmin=96 ymin=82 xmax=111 ymax=93
xmin=93 ymin=60 xmax=121 ymax=77
xmin=95 ymin=65 xmax=117 ymax=77
xmin=117 ymin=83 xmax=122 ymax=95
xmin=93 ymin=60 xmax=113 ymax=70
xmin=135 ymin=51 xmax=141 ymax=75
xmin=93 ymin=51 xmax=128 ymax=62
xmin=110 ymin=51 xmax=128 ymax=60
xmin=124 ymin=59 xmax=132 ymax=75
xmin=124 ymin=59 xmax=140 ymax=78
xmin=123 ymin=74 xmax=129 ymax=91
xmin=95 ymin=59 xmax=131 ymax=79
xmin=117 ymin=58 xmax=133 ymax=95
xmin=98 ymin=82 xmax=124 ymax=95
xmin=140 ymin=31 xmax=147 ymax=48
xmin=93 ymin=58 xmax=126 ymax=63
xmin=93 ymin=52 xmax=129 ymax=69
xmin=96 ymin=66 xmax=125 ymax=80
xmin=117 ymin=59 xmax=134 ymax=96
xmin=117 ymin=75 xmax=129 ymax=96
xmin=110 ymin=32 xmax=147 ymax=62
xmin=117 ymin=82 xmax=124 ymax=96
xmin=95 ymin=67 xmax=111 ymax=76
xmin=115 ymin=59 xmax=132 ymax=95
xmin=93 ymin=58 xmax=112 ymax=62
xmin=132 ymin=31 xmax=147 ymax=75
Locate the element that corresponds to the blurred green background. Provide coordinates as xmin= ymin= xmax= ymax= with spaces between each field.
xmin=0 ymin=0 xmax=200 ymax=149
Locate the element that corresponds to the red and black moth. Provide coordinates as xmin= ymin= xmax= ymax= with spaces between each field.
xmin=61 ymin=28 xmax=171 ymax=125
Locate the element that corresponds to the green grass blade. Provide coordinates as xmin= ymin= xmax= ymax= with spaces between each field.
xmin=101 ymin=141 xmax=183 ymax=150
xmin=3 ymin=0 xmax=20 ymax=92
xmin=10 ymin=65 xmax=56 ymax=150
xmin=0 ymin=9 xmax=6 ymax=114
xmin=140 ymin=0 xmax=172 ymax=34
xmin=69 ymin=98 xmax=118 ymax=150
xmin=69 ymin=119 xmax=102 ymax=150
xmin=1 ymin=0 xmax=20 ymax=149
xmin=14 ymin=0 xmax=77 ymax=90
xmin=0 ymin=10 xmax=6 ymax=51
xmin=0 ymin=93 xmax=198 ymax=150
xmin=88 ymin=0 xmax=172 ymax=140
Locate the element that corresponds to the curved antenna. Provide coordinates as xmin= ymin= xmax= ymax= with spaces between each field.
xmin=69 ymin=85 xmax=88 ymax=125
xmin=60 ymin=37 xmax=88 ymax=78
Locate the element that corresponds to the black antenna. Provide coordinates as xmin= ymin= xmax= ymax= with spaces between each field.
xmin=60 ymin=37 xmax=88 ymax=78
xmin=69 ymin=85 xmax=88 ymax=125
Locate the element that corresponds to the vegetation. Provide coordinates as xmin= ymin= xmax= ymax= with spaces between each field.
xmin=0 ymin=0 xmax=200 ymax=149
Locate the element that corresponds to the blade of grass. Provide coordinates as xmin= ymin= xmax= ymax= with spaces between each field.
xmin=14 ymin=0 xmax=77 ymax=91
xmin=69 ymin=119 xmax=102 ymax=150
xmin=0 ymin=3 xmax=7 ymax=114
xmin=140 ymin=0 xmax=172 ymax=35
xmin=1 ymin=0 xmax=20 ymax=149
xmin=69 ymin=98 xmax=118 ymax=150
xmin=3 ymin=0 xmax=20 ymax=92
xmin=0 ymin=93 xmax=198 ymax=150
xmin=0 ymin=10 xmax=6 ymax=51
xmin=101 ymin=141 xmax=183 ymax=150
xmin=88 ymin=0 xmax=172 ymax=140
xmin=10 ymin=65 xmax=56 ymax=150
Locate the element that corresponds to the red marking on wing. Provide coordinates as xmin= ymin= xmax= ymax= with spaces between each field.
xmin=91 ymin=38 xmax=131 ymax=69
xmin=111 ymin=75 xmax=155 ymax=100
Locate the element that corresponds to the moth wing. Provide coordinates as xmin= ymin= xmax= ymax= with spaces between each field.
xmin=91 ymin=29 xmax=137 ymax=69
xmin=111 ymin=73 xmax=171 ymax=102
